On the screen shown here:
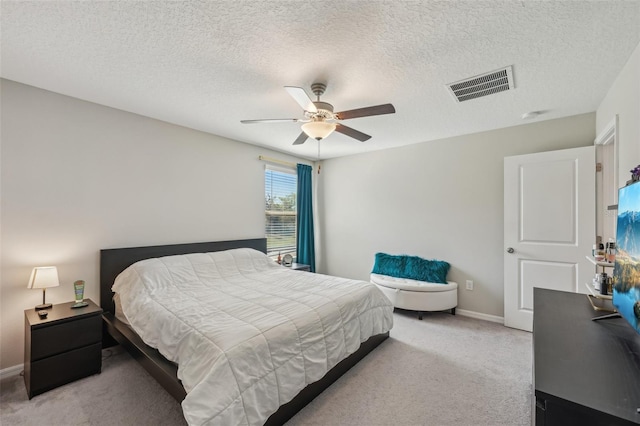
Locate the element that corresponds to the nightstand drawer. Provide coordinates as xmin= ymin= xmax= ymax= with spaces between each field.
xmin=28 ymin=342 xmax=101 ymax=398
xmin=31 ymin=315 xmax=101 ymax=360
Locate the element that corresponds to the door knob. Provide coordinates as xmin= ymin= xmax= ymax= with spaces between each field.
xmin=506 ymin=247 xmax=515 ymax=254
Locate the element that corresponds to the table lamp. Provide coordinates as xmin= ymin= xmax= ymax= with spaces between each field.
xmin=27 ymin=266 xmax=59 ymax=310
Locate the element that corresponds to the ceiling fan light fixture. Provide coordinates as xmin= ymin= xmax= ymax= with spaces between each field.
xmin=242 ymin=83 xmax=395 ymax=145
xmin=302 ymin=121 xmax=336 ymax=140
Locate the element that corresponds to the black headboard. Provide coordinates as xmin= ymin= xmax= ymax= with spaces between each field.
xmin=99 ymin=238 xmax=267 ymax=314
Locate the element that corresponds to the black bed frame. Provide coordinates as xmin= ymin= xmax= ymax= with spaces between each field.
xmin=100 ymin=237 xmax=389 ymax=425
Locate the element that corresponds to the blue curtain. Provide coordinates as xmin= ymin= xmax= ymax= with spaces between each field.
xmin=296 ymin=164 xmax=315 ymax=272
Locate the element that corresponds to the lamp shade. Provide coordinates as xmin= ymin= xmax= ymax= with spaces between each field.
xmin=27 ymin=266 xmax=60 ymax=289
xmin=301 ymin=121 xmax=336 ymax=140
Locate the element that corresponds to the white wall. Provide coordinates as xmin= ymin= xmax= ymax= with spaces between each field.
xmin=3 ymin=38 xmax=637 ymax=369
xmin=317 ymin=113 xmax=595 ymax=318
xmin=0 ymin=79 xmax=307 ymax=369
xmin=596 ymin=41 xmax=640 ymax=187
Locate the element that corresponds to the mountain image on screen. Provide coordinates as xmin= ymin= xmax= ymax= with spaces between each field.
xmin=613 ymin=180 xmax=640 ymax=334
xmin=617 ymin=211 xmax=640 ymax=258
xmin=613 ymin=248 xmax=640 ymax=294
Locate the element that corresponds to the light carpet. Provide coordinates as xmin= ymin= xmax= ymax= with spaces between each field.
xmin=1 ymin=310 xmax=532 ymax=425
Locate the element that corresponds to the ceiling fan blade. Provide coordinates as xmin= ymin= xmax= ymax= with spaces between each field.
xmin=335 ymin=103 xmax=396 ymax=120
xmin=292 ymin=132 xmax=309 ymax=145
xmin=284 ymin=86 xmax=318 ymax=113
xmin=335 ymin=124 xmax=371 ymax=142
xmin=241 ymin=118 xmax=301 ymax=124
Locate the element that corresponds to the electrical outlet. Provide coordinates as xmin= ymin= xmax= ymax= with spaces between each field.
xmin=466 ymin=280 xmax=474 ymax=290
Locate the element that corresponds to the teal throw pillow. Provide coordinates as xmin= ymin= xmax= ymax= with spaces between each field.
xmin=404 ymin=256 xmax=450 ymax=284
xmin=372 ymin=252 xmax=450 ymax=284
xmin=371 ymin=252 xmax=406 ymax=277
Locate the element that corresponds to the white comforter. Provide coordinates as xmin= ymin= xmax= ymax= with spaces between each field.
xmin=113 ymin=248 xmax=393 ymax=426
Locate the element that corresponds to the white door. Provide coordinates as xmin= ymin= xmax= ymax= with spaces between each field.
xmin=504 ymin=146 xmax=595 ymax=331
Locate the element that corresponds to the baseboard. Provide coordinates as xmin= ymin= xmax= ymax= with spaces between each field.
xmin=0 ymin=364 xmax=23 ymax=380
xmin=456 ymin=309 xmax=504 ymax=324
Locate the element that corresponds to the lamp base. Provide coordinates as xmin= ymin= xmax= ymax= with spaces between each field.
xmin=35 ymin=303 xmax=52 ymax=310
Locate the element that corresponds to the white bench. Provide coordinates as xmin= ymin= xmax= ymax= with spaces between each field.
xmin=371 ymin=273 xmax=458 ymax=320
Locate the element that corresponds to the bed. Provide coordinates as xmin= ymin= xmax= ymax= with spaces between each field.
xmin=100 ymin=238 xmax=392 ymax=425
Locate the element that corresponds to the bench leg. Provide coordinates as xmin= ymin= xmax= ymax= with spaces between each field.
xmin=418 ymin=312 xmax=423 ymax=320
xmin=450 ymin=307 xmax=456 ymax=315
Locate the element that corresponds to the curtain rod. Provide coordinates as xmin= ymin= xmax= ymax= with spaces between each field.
xmin=259 ymin=155 xmax=296 ymax=168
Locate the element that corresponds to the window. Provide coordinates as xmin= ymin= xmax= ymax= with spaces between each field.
xmin=265 ymin=166 xmax=297 ymax=258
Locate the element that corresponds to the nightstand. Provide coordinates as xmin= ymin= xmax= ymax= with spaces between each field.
xmin=289 ymin=263 xmax=311 ymax=272
xmin=24 ymin=299 xmax=103 ymax=399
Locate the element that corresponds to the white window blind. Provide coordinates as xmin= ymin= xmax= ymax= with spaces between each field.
xmin=265 ymin=166 xmax=297 ymax=257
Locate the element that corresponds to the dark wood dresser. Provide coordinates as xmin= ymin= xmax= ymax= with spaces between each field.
xmin=533 ymin=288 xmax=640 ymax=425
xmin=24 ymin=299 xmax=102 ymax=398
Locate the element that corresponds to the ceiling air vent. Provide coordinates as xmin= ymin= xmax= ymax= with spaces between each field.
xmin=447 ymin=66 xmax=514 ymax=102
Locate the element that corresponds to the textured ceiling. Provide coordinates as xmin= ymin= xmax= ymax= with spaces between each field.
xmin=2 ymin=1 xmax=639 ymax=160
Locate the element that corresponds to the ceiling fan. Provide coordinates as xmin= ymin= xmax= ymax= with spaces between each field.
xmin=241 ymin=83 xmax=395 ymax=145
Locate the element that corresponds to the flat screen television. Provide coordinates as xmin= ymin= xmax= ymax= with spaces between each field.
xmin=612 ymin=179 xmax=640 ymax=334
